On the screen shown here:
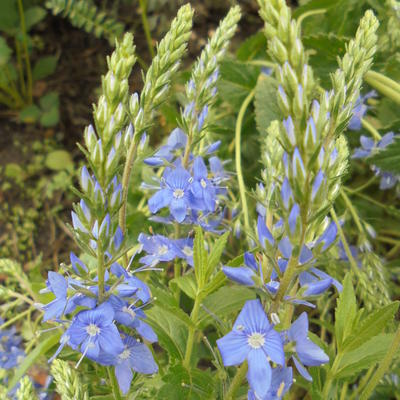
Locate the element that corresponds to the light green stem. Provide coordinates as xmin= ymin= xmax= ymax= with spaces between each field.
xmin=297 ymin=8 xmax=327 ymax=26
xmin=360 ymin=323 xmax=400 ymax=400
xmin=97 ymin=247 xmax=106 ymax=302
xmin=365 ymin=73 xmax=400 ymax=105
xmin=340 ymin=191 xmax=364 ymax=234
xmin=235 ymin=89 xmax=255 ymax=239
xmin=139 ymin=0 xmax=155 ymax=58
xmin=0 ymin=308 xmax=32 ymax=330
xmin=225 ymin=362 xmax=248 ymax=400
xmin=361 ymin=118 xmax=381 ymax=140
xmin=183 ymin=293 xmax=202 ymax=368
xmin=108 ymin=367 xmax=122 ymax=400
xmin=366 ymin=70 xmax=400 ymax=94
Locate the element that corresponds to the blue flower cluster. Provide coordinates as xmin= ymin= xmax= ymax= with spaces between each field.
xmin=140 ymin=126 xmax=229 ymax=266
xmin=353 ymin=131 xmax=400 ymax=190
xmin=217 ymin=300 xmax=328 ymax=399
xmin=40 ymin=253 xmax=158 ymax=394
xmin=0 ymin=319 xmax=25 ymax=370
xmin=348 ymin=91 xmax=376 ymax=131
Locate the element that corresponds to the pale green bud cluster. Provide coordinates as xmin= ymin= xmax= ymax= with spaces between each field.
xmin=181 ymin=6 xmax=241 ymax=142
xmin=128 ymin=4 xmax=194 ymax=145
xmin=51 ymin=359 xmax=89 ymax=400
xmin=329 ymin=10 xmax=379 ymax=138
xmin=16 ymin=376 xmax=38 ymax=400
xmin=45 ymin=0 xmax=124 ymax=45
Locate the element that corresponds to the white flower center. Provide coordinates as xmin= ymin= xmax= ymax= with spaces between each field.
xmin=247 ymin=332 xmax=265 ymax=349
xmin=122 ymin=306 xmax=136 ymax=319
xmin=119 ymin=348 xmax=131 ymax=360
xmin=200 ymin=178 xmax=207 ymax=188
xmin=183 ymin=246 xmax=193 ymax=257
xmin=173 ymin=189 xmax=184 ymax=199
xmin=158 ymin=245 xmax=169 ymax=255
xmin=86 ymin=323 xmax=100 ymax=337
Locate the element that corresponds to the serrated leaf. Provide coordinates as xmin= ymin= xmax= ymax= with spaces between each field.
xmin=193 ymin=226 xmax=207 ymax=287
xmin=33 ymin=56 xmax=58 ymax=81
xmin=254 ymin=74 xmax=281 ymax=135
xmin=334 ymin=334 xmax=396 ymax=378
xmin=203 ymin=270 xmax=226 ymax=296
xmin=335 ymin=274 xmax=356 ymax=349
xmin=198 ymin=286 xmax=255 ymax=329
xmin=342 ymin=301 xmax=399 ymax=351
xmin=170 ymin=274 xmax=197 ymax=300
xmin=146 ymin=304 xmax=188 ymax=360
xmin=206 ymin=231 xmax=229 ymax=281
xmin=218 ymin=60 xmax=260 ymax=108
xmin=368 ymin=137 xmax=400 ymax=174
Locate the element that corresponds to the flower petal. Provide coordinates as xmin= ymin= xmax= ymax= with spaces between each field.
xmin=216 ymin=331 xmax=249 ymax=366
xmin=247 ymin=349 xmax=272 ymax=399
xmin=234 ymin=300 xmax=271 ymax=334
xmin=263 ymin=329 xmax=284 ymax=366
xmin=292 ymin=356 xmax=312 ymax=381
xmin=115 ymin=363 xmax=133 ymax=394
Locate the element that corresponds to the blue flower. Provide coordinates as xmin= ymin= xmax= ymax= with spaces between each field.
xmin=148 ymin=166 xmax=193 ymax=222
xmin=222 ymin=252 xmax=260 ymax=286
xmin=287 ymin=312 xmax=329 ymax=381
xmin=41 ymin=272 xmax=76 ymax=322
xmin=191 ymin=157 xmax=216 ymax=212
xmin=348 ymin=91 xmax=376 ymax=131
xmin=217 ymin=300 xmax=284 ymax=398
xmin=173 ymin=238 xmax=194 ymax=266
xmin=353 ymin=132 xmax=395 ymax=159
xmin=106 ymin=335 xmax=158 ymax=394
xmin=248 ymin=366 xmax=293 ymax=400
xmin=138 ymin=234 xmax=177 ymax=267
xmin=67 ymin=302 xmax=124 ymax=364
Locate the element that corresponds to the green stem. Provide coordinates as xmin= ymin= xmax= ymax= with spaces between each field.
xmin=14 ymin=37 xmax=26 ymax=98
xmin=297 ymin=8 xmax=327 ymax=26
xmin=139 ymin=0 xmax=155 ymax=58
xmin=108 ymin=367 xmax=123 ymax=400
xmin=183 ymin=293 xmax=202 ymax=368
xmin=225 ymin=362 xmax=248 ymax=400
xmin=330 ymin=208 xmax=359 ymax=274
xmin=0 ymin=308 xmax=32 ymax=330
xmin=345 ymin=176 xmax=377 ymax=194
xmin=350 ymin=366 xmax=374 ymax=400
xmin=246 ymin=60 xmax=275 ymax=68
xmin=340 ymin=191 xmax=364 ymax=233
xmin=97 ymin=248 xmax=106 ymax=302
xmin=360 ymin=323 xmax=400 ymax=400
xmin=17 ymin=0 xmax=32 ymax=103
xmin=366 ymin=70 xmax=400 ymax=94
xmin=361 ymin=118 xmax=381 ymax=140
xmin=340 ymin=382 xmax=348 ymax=400
xmin=235 ymin=88 xmax=255 ymax=239
xmin=365 ymin=73 xmax=400 ymax=105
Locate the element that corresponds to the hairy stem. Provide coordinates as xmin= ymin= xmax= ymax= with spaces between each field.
xmin=183 ymin=293 xmax=202 ymax=368
xmin=139 ymin=0 xmax=155 ymax=58
xmin=225 ymin=361 xmax=248 ymax=400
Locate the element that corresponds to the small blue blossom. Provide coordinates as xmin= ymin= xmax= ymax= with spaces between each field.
xmin=191 ymin=156 xmax=216 ymax=212
xmin=148 ymin=166 xmax=193 ymax=222
xmin=173 ymin=238 xmax=194 ymax=266
xmin=217 ymin=300 xmax=284 ymax=398
xmin=286 ymin=312 xmax=329 ymax=381
xmin=348 ymin=91 xmax=376 ymax=131
xmin=138 ymin=233 xmax=177 ymax=267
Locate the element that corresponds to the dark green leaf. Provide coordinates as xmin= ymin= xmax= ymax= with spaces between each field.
xmin=170 ymin=273 xmax=197 ymax=300
xmin=236 ymin=32 xmax=267 ymax=61
xmin=206 ymin=231 xmax=230 ymax=281
xmin=342 ymin=301 xmax=399 ymax=351
xmin=334 ymin=334 xmax=396 ymax=378
xmin=40 ymin=106 xmax=60 ymax=127
xmin=368 ymin=138 xmax=400 ymax=174
xmin=0 ymin=37 xmax=12 ymax=66
xmin=254 ymin=74 xmax=281 ymax=135
xmin=33 ymin=56 xmax=58 ymax=81
xmin=19 ymin=104 xmax=41 ymax=123
xmin=25 ymin=6 xmax=46 ymax=31
xmin=39 ymin=91 xmax=59 ymax=110
xmin=0 ymin=0 xmax=19 ymax=34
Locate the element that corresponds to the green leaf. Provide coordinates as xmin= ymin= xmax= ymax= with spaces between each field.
xmin=19 ymin=104 xmax=41 ymax=123
xmin=0 ymin=0 xmax=19 ymax=34
xmin=218 ymin=59 xmax=260 ymax=108
xmin=236 ymin=32 xmax=267 ymax=61
xmin=0 ymin=37 xmax=12 ymax=66
xmin=342 ymin=301 xmax=399 ymax=351
xmin=39 ymin=91 xmax=59 ymax=110
xmin=193 ymin=227 xmax=207 ymax=287
xmin=8 ymin=331 xmax=61 ymax=390
xmin=45 ymin=150 xmax=73 ymax=171
xmin=368 ymin=138 xmax=400 ymax=174
xmin=198 ymin=286 xmax=255 ymax=328
xmin=40 ymin=106 xmax=59 ymax=127
xmin=146 ymin=304 xmax=188 ymax=360
xmin=170 ymin=274 xmax=197 ymax=300
xmin=33 ymin=56 xmax=58 ymax=81
xmin=25 ymin=6 xmax=46 ymax=31
xmin=206 ymin=231 xmax=229 ymax=281
xmin=335 ymin=274 xmax=356 ymax=349
xmin=203 ymin=270 xmax=226 ymax=296
xmin=254 ymin=74 xmax=281 ymax=135
xmin=334 ymin=334 xmax=397 ymax=378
